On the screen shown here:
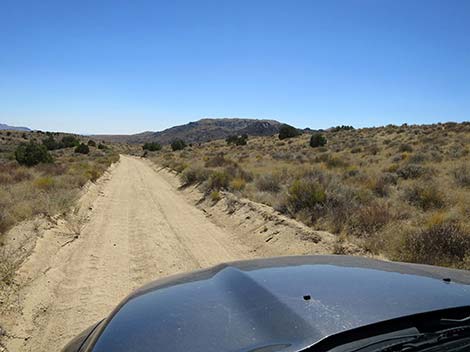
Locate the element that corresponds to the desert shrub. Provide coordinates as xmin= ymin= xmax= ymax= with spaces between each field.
xmin=365 ymin=175 xmax=390 ymax=197
xmin=15 ymin=142 xmax=53 ymax=166
xmin=351 ymin=146 xmax=362 ymax=153
xmin=398 ymin=222 xmax=470 ymax=266
xmin=398 ymin=143 xmax=413 ymax=152
xmin=60 ymin=136 xmax=80 ymax=148
xmin=255 ymin=174 xmax=281 ymax=193
xmin=309 ymin=133 xmax=327 ymax=148
xmin=75 ymin=143 xmax=90 ymax=154
xmin=278 ymin=124 xmax=301 ymax=140
xmin=447 ymin=144 xmax=467 ymax=159
xmin=348 ymin=202 xmax=392 ymax=236
xmin=322 ymin=181 xmax=361 ymax=233
xmin=87 ymin=140 xmax=97 ymax=147
xmin=180 ymin=166 xmax=210 ymax=185
xmin=204 ymin=153 xmax=234 ymax=167
xmin=408 ymin=152 xmax=427 ymax=164
xmin=403 ymin=182 xmax=444 ymax=210
xmin=331 ymin=125 xmax=354 ymax=132
xmin=229 ymin=177 xmax=246 ymax=191
xmin=224 ymin=164 xmax=253 ymax=182
xmin=325 ymin=156 xmax=349 ymax=169
xmin=396 ymin=164 xmax=427 ymax=179
xmin=98 ymin=143 xmax=107 ymax=150
xmin=142 ymin=142 xmax=162 ymax=151
xmin=287 ymin=179 xmax=326 ymax=213
xmin=171 ymin=139 xmax=187 ymax=151
xmin=42 ymin=135 xmax=59 ymax=150
xmin=208 ymin=171 xmax=231 ymax=191
xmin=344 ymin=165 xmax=359 ymax=177
xmin=226 ymin=134 xmax=248 ymax=146
xmin=452 ymin=163 xmax=470 ymax=187
xmin=366 ymin=144 xmax=380 ymax=155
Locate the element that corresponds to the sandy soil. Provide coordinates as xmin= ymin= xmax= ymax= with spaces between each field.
xmin=2 ymin=155 xmax=344 ymax=352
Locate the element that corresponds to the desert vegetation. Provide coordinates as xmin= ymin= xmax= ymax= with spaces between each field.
xmin=0 ymin=130 xmax=119 ymax=237
xmin=148 ymin=122 xmax=470 ymax=269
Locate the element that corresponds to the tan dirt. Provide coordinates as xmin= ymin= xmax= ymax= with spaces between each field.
xmin=2 ymin=155 xmax=343 ymax=352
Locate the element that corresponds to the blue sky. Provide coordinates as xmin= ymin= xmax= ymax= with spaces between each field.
xmin=1 ymin=0 xmax=469 ymax=134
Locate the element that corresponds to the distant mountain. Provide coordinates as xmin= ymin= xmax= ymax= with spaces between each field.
xmin=95 ymin=118 xmax=282 ymax=144
xmin=0 ymin=123 xmax=31 ymax=131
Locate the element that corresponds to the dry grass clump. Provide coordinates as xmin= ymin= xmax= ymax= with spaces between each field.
xmin=151 ymin=121 xmax=470 ymax=269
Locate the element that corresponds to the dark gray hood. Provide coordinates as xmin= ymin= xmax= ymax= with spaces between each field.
xmin=88 ymin=256 xmax=470 ymax=352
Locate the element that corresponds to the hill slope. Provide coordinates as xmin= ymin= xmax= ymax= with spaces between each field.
xmin=95 ymin=118 xmax=282 ymax=144
xmin=0 ymin=123 xmax=30 ymax=131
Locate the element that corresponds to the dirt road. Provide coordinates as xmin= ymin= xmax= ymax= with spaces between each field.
xmin=4 ymin=155 xmax=255 ymax=352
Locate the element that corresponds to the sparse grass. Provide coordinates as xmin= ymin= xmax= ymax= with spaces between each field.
xmin=149 ymin=121 xmax=470 ymax=269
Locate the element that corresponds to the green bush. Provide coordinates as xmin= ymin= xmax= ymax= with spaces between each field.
xmin=278 ymin=124 xmax=301 ymax=140
xmin=226 ymin=134 xmax=248 ymax=146
xmin=15 ymin=142 xmax=53 ymax=166
xmin=171 ymin=139 xmax=187 ymax=151
xmin=42 ymin=135 xmax=59 ymax=150
xmin=142 ymin=142 xmax=162 ymax=151
xmin=60 ymin=136 xmax=80 ymax=148
xmin=331 ymin=125 xmax=354 ymax=132
xmin=309 ymin=133 xmax=327 ymax=148
xmin=75 ymin=143 xmax=90 ymax=154
xmin=87 ymin=140 xmax=97 ymax=147
xmin=287 ymin=179 xmax=326 ymax=212
xmin=98 ymin=143 xmax=107 ymax=150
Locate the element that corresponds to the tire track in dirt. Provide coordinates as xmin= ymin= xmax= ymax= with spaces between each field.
xmin=4 ymin=155 xmax=253 ymax=352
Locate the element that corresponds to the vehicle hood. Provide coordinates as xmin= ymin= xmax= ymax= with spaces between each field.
xmin=89 ymin=255 xmax=470 ymax=352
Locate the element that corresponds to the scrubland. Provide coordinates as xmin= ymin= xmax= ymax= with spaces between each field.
xmin=0 ymin=130 xmax=119 ymax=241
xmin=148 ymin=122 xmax=470 ymax=269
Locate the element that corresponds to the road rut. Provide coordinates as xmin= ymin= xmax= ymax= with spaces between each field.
xmin=5 ymin=155 xmax=253 ymax=351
